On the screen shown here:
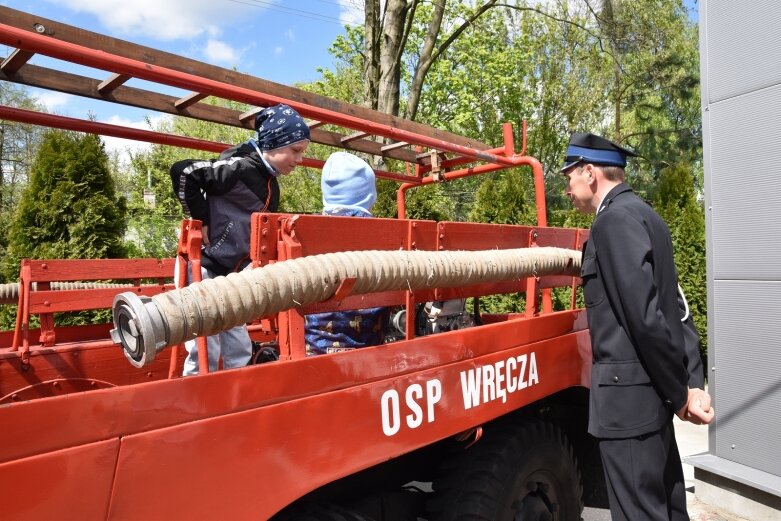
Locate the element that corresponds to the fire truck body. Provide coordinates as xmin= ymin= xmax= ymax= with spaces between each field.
xmin=0 ymin=7 xmax=598 ymax=520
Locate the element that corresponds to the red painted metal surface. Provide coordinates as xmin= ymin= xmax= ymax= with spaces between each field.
xmin=0 ymin=104 xmax=230 ymax=154
xmin=0 ymin=439 xmax=120 ymax=520
xmin=0 ymin=310 xmax=589 ymax=520
xmin=0 ymin=340 xmax=185 ymax=402
xmin=0 ymin=222 xmax=589 ymax=519
xmin=9 ymin=258 xmax=176 ymax=363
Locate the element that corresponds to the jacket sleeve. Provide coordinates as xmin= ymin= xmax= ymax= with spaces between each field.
xmin=169 ymin=156 xmax=246 ymax=221
xmin=679 ymin=291 xmax=705 ymax=389
xmin=591 ymin=210 xmax=689 ymax=411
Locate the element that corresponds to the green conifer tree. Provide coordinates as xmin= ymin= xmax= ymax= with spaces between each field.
xmin=4 ymin=130 xmax=127 ymax=278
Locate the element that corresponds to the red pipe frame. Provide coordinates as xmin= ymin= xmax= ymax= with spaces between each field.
xmin=0 ymin=105 xmax=419 ymax=184
xmin=0 ymin=23 xmax=550 ymax=226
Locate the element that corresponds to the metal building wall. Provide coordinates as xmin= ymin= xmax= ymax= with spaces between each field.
xmin=699 ymin=0 xmax=781 ymax=491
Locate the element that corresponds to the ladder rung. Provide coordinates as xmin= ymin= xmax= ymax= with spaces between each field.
xmin=1 ymin=49 xmax=34 ymax=74
xmin=97 ymin=73 xmax=131 ymax=94
xmin=380 ymin=141 xmax=409 ymax=152
xmin=239 ymin=108 xmax=261 ymax=124
xmin=174 ymin=92 xmax=209 ymax=109
xmin=341 ymin=131 xmax=370 ymax=144
xmin=415 ymin=150 xmax=448 ymax=161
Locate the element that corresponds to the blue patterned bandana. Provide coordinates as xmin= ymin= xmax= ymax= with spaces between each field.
xmin=255 ymin=104 xmax=310 ymax=151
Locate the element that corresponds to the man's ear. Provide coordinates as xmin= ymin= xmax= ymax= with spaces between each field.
xmin=584 ymin=164 xmax=597 ymax=185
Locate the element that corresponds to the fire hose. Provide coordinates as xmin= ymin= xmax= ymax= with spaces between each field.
xmin=0 ymin=282 xmax=134 ymax=305
xmin=111 ymin=247 xmax=582 ymax=368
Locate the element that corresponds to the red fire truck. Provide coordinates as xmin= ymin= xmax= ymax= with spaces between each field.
xmin=0 ymin=6 xmax=600 ymax=520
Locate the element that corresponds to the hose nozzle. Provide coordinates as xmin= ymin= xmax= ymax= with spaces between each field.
xmin=110 ymin=292 xmax=169 ymax=368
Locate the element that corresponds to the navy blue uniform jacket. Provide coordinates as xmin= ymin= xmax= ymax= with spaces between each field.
xmin=581 ymin=183 xmax=702 ymax=439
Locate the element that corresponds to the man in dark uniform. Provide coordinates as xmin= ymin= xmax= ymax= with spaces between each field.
xmin=560 ymin=132 xmax=714 ymax=520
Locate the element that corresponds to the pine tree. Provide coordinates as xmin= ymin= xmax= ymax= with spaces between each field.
xmin=4 ymin=130 xmax=127 ymax=279
xmin=468 ymin=169 xmax=536 ymax=225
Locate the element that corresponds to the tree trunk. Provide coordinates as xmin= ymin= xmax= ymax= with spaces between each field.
xmin=598 ymin=0 xmax=624 ymax=141
xmin=377 ymin=0 xmax=410 ymax=116
xmin=405 ymin=1 xmax=446 ymax=120
xmin=363 ymin=0 xmax=500 ymax=119
xmin=363 ymin=0 xmax=381 ymax=110
xmin=405 ymin=0 xmax=499 ymax=120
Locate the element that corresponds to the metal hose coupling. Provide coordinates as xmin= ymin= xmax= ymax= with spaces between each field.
xmin=111 ymin=293 xmax=170 ymax=368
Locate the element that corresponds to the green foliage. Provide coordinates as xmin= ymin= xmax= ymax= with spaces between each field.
xmin=597 ymin=0 xmax=702 ymax=192
xmin=278 ymin=167 xmax=322 ymax=214
xmin=4 ymin=130 xmax=127 ymax=277
xmin=0 ymin=2 xmax=708 ymax=348
xmin=478 ymin=293 xmax=526 ymax=314
xmin=0 ymin=83 xmax=47 ymax=283
xmin=312 ymin=1 xmax=701 ymax=324
xmin=314 ymin=25 xmax=367 ymax=106
xmin=373 ymin=180 xmax=456 ymax=221
xmin=2 ymin=130 xmax=127 ymax=329
xmin=468 ymin=168 xmax=537 ymax=225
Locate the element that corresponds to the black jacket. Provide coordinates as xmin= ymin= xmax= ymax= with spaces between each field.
xmin=170 ymin=141 xmax=279 ymax=276
xmin=581 ymin=183 xmax=702 ymax=438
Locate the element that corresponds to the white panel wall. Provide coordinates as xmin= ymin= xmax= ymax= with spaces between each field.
xmin=703 ymin=0 xmax=781 ymax=480
xmin=706 ymin=1 xmax=781 ymax=102
xmin=711 ymin=282 xmax=781 ymax=476
xmin=708 ymin=83 xmax=781 ymax=280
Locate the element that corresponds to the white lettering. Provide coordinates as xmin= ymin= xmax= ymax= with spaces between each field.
xmin=482 ymin=364 xmax=496 ymax=403
xmin=528 ymin=352 xmax=539 ymax=386
xmin=406 ymin=384 xmax=424 ymax=428
xmin=381 ymin=379 xmax=443 ymax=436
xmin=517 ymin=354 xmax=528 ymax=390
xmin=458 ymin=351 xmax=540 ymax=411
xmin=426 ymin=379 xmax=442 ymax=423
xmin=381 ymin=389 xmax=400 ymax=436
xmin=495 ymin=360 xmax=507 ymax=404
xmin=460 ymin=368 xmax=481 ymax=410
xmin=506 ymin=356 xmax=518 ymax=393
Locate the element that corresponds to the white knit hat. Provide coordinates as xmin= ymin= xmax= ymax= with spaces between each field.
xmin=321 ymin=152 xmax=377 ymax=214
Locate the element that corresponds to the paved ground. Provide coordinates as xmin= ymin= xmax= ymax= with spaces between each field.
xmin=582 ymin=417 xmax=750 ymax=521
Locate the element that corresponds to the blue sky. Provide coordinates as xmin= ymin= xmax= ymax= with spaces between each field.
xmin=1 ymin=0 xmax=360 ymax=155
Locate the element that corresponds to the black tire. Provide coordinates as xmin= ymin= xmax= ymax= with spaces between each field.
xmin=426 ymin=417 xmax=583 ymax=521
xmin=271 ymin=502 xmax=377 ymax=521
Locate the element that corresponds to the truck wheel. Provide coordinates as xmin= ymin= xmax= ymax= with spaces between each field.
xmin=271 ymin=501 xmax=376 ymax=521
xmin=427 ymin=417 xmax=583 ymax=521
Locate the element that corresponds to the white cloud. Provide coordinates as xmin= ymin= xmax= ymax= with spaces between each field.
xmin=285 ymin=29 xmax=295 ymax=42
xmin=45 ymin=0 xmax=251 ymax=41
xmin=204 ymin=39 xmax=239 ymax=66
xmin=100 ymin=114 xmax=170 ymax=163
xmin=34 ymin=90 xmax=72 ymax=111
xmin=338 ymin=0 xmax=363 ymax=26
xmin=274 ymin=46 xmax=283 ymax=56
